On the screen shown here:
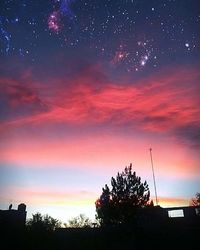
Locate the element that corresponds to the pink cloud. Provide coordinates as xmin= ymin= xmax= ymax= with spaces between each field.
xmin=0 ymin=65 xmax=199 ymax=148
xmin=0 ymin=131 xmax=199 ymax=180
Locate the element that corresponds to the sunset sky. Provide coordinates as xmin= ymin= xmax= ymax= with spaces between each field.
xmin=0 ymin=0 xmax=200 ymax=223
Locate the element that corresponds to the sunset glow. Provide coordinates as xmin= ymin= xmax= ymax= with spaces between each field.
xmin=0 ymin=0 xmax=200 ymax=223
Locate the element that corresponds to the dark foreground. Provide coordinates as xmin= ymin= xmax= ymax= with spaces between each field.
xmin=1 ymin=218 xmax=199 ymax=250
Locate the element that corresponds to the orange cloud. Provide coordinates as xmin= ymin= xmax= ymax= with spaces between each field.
xmin=158 ymin=196 xmax=190 ymax=207
xmin=0 ymin=186 xmax=96 ymax=206
xmin=0 ymin=186 xmax=97 ymax=221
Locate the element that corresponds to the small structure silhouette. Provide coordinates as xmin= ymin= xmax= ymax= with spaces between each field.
xmin=0 ymin=203 xmax=27 ymax=229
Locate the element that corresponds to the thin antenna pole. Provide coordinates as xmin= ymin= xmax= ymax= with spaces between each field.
xmin=149 ymin=148 xmax=158 ymax=206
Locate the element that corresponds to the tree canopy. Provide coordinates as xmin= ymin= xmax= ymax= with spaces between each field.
xmin=26 ymin=212 xmax=61 ymax=231
xmin=95 ymin=164 xmax=152 ymax=226
xmin=190 ymin=192 xmax=200 ymax=206
xmin=65 ymin=214 xmax=93 ymax=228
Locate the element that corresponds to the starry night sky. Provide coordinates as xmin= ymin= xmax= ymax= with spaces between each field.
xmin=1 ymin=0 xmax=199 ymax=72
xmin=0 ymin=0 xmax=200 ymax=222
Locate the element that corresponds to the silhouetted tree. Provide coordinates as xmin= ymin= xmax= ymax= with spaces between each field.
xmin=26 ymin=212 xmax=61 ymax=231
xmin=95 ymin=164 xmax=152 ymax=226
xmin=65 ymin=214 xmax=93 ymax=228
xmin=190 ymin=192 xmax=200 ymax=206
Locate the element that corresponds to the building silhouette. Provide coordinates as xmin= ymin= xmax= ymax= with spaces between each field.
xmin=0 ymin=203 xmax=27 ymax=229
xmin=0 ymin=203 xmax=199 ymax=250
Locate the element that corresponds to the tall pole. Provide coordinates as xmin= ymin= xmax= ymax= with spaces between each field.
xmin=149 ymin=148 xmax=158 ymax=206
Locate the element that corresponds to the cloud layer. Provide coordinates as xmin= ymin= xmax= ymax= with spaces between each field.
xmin=1 ymin=65 xmax=199 ymax=148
